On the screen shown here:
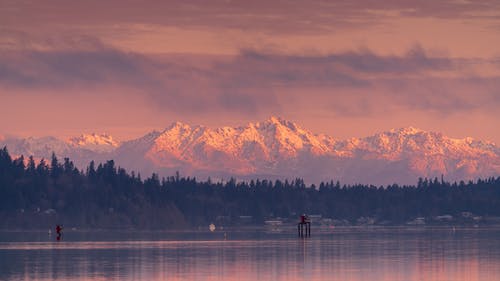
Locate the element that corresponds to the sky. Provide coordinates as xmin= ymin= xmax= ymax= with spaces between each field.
xmin=1 ymin=0 xmax=500 ymax=143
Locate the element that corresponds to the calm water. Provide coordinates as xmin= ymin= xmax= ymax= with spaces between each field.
xmin=1 ymin=227 xmax=500 ymax=281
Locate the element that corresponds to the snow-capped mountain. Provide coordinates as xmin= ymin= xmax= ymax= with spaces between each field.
xmin=142 ymin=117 xmax=334 ymax=173
xmin=68 ymin=133 xmax=119 ymax=153
xmin=0 ymin=136 xmax=72 ymax=157
xmin=1 ymin=117 xmax=499 ymax=185
xmin=0 ymin=133 xmax=117 ymax=169
xmin=131 ymin=117 xmax=499 ymax=184
xmin=332 ymin=127 xmax=500 ymax=184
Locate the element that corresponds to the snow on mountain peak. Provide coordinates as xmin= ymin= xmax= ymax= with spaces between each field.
xmin=68 ymin=133 xmax=119 ymax=152
xmin=390 ymin=126 xmax=425 ymax=135
xmin=167 ymin=121 xmax=192 ymax=131
xmin=258 ymin=116 xmax=299 ymax=131
xmin=1 ymin=118 xmax=498 ymax=185
xmin=145 ymin=117 xmax=334 ymax=173
xmin=139 ymin=118 xmax=498 ymax=184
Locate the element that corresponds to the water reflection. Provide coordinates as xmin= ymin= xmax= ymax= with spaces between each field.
xmin=1 ymin=227 xmax=499 ymax=281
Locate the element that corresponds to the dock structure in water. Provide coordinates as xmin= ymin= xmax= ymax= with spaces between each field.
xmin=297 ymin=214 xmax=311 ymax=237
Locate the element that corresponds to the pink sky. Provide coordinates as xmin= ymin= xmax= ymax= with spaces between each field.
xmin=1 ymin=0 xmax=500 ymax=142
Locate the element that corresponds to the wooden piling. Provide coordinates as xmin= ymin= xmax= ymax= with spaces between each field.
xmin=297 ymin=221 xmax=311 ymax=237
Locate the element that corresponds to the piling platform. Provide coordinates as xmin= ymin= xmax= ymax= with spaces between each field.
xmin=297 ymin=221 xmax=311 ymax=237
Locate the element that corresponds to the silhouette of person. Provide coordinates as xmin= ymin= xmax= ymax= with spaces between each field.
xmin=55 ymin=225 xmax=63 ymax=241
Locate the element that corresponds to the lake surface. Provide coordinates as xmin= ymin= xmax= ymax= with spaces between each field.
xmin=1 ymin=227 xmax=500 ymax=281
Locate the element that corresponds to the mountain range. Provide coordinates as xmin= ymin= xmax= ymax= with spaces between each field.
xmin=1 ymin=117 xmax=499 ymax=185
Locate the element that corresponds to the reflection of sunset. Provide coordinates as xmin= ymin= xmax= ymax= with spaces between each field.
xmin=3 ymin=229 xmax=500 ymax=281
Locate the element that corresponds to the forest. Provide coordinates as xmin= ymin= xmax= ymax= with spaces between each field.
xmin=1 ymin=147 xmax=500 ymax=229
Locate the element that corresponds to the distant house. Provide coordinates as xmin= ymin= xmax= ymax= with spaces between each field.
xmin=44 ymin=209 xmax=57 ymax=215
xmin=237 ymin=215 xmax=253 ymax=225
xmin=407 ymin=217 xmax=425 ymax=225
xmin=434 ymin=215 xmax=453 ymax=221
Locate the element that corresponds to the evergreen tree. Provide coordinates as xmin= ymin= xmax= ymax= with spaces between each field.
xmin=0 ymin=148 xmax=499 ymax=229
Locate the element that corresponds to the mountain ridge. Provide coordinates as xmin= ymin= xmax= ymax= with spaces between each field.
xmin=68 ymin=133 xmax=119 ymax=153
xmin=1 ymin=117 xmax=498 ymax=185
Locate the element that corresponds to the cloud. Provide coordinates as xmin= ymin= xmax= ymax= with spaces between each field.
xmin=383 ymin=76 xmax=500 ymax=112
xmin=0 ymin=49 xmax=157 ymax=88
xmin=217 ymin=50 xmax=369 ymax=87
xmin=0 ymin=28 xmax=108 ymax=51
xmin=394 ymin=0 xmax=500 ymax=19
xmin=213 ymin=48 xmax=500 ymax=117
xmin=1 ymin=43 xmax=499 ymax=118
xmin=0 ymin=40 xmax=280 ymax=115
xmin=3 ymin=0 xmax=499 ymax=37
xmin=235 ymin=46 xmax=453 ymax=76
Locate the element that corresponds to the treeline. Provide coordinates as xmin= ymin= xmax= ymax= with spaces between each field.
xmin=1 ymin=147 xmax=500 ymax=229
